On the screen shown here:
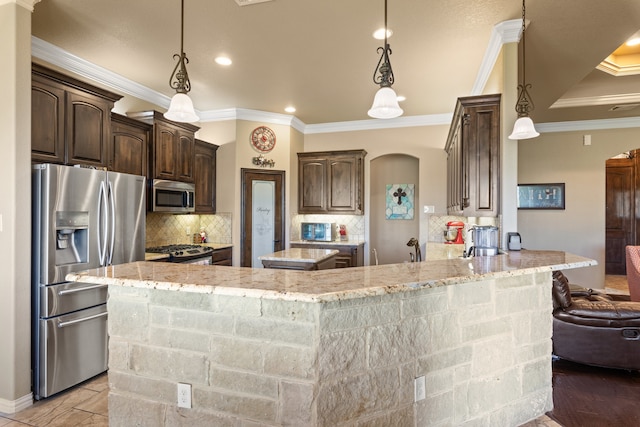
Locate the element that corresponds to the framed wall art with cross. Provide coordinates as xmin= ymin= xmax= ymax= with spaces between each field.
xmin=385 ymin=184 xmax=415 ymax=220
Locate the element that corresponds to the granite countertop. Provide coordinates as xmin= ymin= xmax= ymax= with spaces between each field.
xmin=258 ymin=248 xmax=339 ymax=263
xmin=201 ymin=243 xmax=233 ymax=250
xmin=289 ymin=240 xmax=365 ymax=246
xmin=68 ymin=250 xmax=596 ymax=303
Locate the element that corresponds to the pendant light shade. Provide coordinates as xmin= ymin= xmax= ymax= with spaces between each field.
xmin=508 ymin=0 xmax=538 ymax=140
xmin=368 ymin=0 xmax=403 ymax=119
xmin=165 ymin=93 xmax=199 ymax=123
xmin=508 ymin=116 xmax=539 ymax=140
xmin=164 ymin=0 xmax=199 ymax=123
xmin=368 ymin=87 xmax=403 ymax=119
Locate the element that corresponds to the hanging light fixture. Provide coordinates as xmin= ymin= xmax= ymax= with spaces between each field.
xmin=164 ymin=0 xmax=199 ymax=123
xmin=508 ymin=0 xmax=539 ymax=139
xmin=368 ymin=0 xmax=403 ymax=119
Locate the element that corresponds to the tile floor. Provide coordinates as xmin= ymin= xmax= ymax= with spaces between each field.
xmin=0 ymin=374 xmax=108 ymax=427
xmin=1 ymin=276 xmax=630 ymax=427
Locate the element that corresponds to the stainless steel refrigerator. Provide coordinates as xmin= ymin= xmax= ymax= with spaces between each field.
xmin=31 ymin=163 xmax=146 ymax=399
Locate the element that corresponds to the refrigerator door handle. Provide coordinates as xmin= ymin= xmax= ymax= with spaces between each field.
xmin=57 ymin=310 xmax=108 ymax=328
xmin=98 ymin=181 xmax=108 ymax=266
xmin=58 ymin=283 xmax=108 ymax=295
xmin=107 ymin=181 xmax=116 ymax=265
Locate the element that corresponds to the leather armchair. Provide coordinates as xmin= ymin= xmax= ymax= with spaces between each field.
xmin=552 ymin=271 xmax=640 ymax=371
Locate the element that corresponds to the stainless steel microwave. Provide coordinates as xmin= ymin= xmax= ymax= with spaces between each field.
xmin=151 ymin=179 xmax=195 ymax=213
xmin=301 ymin=222 xmax=337 ymax=242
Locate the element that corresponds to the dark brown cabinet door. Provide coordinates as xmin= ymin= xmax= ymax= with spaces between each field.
xmin=153 ymin=122 xmax=178 ymax=180
xmin=177 ymin=131 xmax=195 ymax=182
xmin=66 ymin=91 xmax=111 ymax=167
xmin=194 ymin=139 xmax=218 ymax=213
xmin=109 ymin=113 xmax=150 ymax=176
xmin=299 ymin=157 xmax=327 ymax=213
xmin=32 ymin=78 xmax=65 ymax=164
xmin=328 ymin=156 xmax=358 ymax=212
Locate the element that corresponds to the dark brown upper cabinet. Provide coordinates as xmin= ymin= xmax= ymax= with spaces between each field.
xmin=128 ymin=111 xmax=199 ymax=183
xmin=109 ymin=113 xmax=151 ymax=176
xmin=298 ymin=149 xmax=367 ymax=215
xmin=445 ymin=94 xmax=501 ymax=217
xmin=31 ymin=64 xmax=122 ymax=167
xmin=194 ymin=139 xmax=219 ymax=213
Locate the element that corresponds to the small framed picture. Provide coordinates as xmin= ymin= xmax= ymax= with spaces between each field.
xmin=517 ymin=183 xmax=565 ymax=210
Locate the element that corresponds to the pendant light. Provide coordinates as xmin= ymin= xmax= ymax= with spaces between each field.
xmin=368 ymin=0 xmax=403 ymax=119
xmin=508 ymin=0 xmax=539 ymax=140
xmin=164 ymin=0 xmax=199 ymax=123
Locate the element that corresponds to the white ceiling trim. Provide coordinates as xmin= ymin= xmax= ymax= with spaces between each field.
xmin=550 ymin=92 xmax=640 ymax=109
xmin=471 ymin=19 xmax=522 ymax=95
xmin=537 ymin=116 xmax=640 ymax=133
xmin=1 ymin=0 xmax=40 ymax=11
xmin=32 ymin=36 xmax=172 ymax=110
xmin=304 ymin=114 xmax=454 ymax=134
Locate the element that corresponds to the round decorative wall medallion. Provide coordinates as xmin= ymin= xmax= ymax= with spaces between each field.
xmin=250 ymin=126 xmax=276 ymax=152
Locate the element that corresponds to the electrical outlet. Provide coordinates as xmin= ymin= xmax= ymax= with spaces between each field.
xmin=414 ymin=376 xmax=426 ymax=402
xmin=177 ymin=383 xmax=192 ymax=408
xmin=186 ymin=227 xmax=191 ymax=236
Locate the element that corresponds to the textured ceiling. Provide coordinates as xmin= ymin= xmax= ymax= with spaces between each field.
xmin=31 ymin=0 xmax=640 ymax=125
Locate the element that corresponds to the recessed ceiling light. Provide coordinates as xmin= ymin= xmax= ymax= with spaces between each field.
xmin=215 ymin=56 xmax=232 ymax=66
xmin=627 ymin=38 xmax=640 ymax=47
xmin=285 ymin=106 xmax=296 ymax=113
xmin=373 ymin=28 xmax=393 ymax=40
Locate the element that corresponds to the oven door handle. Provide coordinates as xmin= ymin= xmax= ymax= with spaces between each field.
xmin=58 ymin=283 xmax=108 ymax=295
xmin=57 ymin=311 xmax=108 ymax=328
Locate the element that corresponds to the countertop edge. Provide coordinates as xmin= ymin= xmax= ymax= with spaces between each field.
xmin=67 ymin=251 xmax=596 ymax=303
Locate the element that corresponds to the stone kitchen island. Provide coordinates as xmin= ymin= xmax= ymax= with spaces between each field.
xmin=66 ymin=250 xmax=595 ymax=426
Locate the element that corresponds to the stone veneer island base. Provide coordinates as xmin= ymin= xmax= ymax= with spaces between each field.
xmin=67 ymin=250 xmax=595 ymax=426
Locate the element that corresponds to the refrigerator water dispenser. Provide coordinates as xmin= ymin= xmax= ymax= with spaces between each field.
xmin=55 ymin=211 xmax=88 ymax=265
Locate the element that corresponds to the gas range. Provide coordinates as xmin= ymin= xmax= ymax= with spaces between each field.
xmin=146 ymin=244 xmax=213 ymax=263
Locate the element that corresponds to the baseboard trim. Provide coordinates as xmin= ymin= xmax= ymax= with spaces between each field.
xmin=0 ymin=392 xmax=33 ymax=415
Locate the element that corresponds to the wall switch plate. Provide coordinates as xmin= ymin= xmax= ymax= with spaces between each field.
xmin=423 ymin=205 xmax=435 ymax=214
xmin=414 ymin=376 xmax=426 ymax=402
xmin=177 ymin=383 xmax=192 ymax=408
xmin=583 ymin=134 xmax=592 ymax=146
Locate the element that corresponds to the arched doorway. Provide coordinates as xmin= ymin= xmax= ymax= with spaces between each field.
xmin=370 ymin=154 xmax=419 ymax=265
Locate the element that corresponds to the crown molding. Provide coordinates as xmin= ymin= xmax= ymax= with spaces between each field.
xmin=550 ymin=92 xmax=640 ymax=109
xmin=471 ymin=19 xmax=522 ymax=95
xmin=1 ymin=0 xmax=40 ymax=11
xmin=304 ymin=114 xmax=453 ymax=134
xmin=31 ymin=36 xmax=172 ymax=110
xmin=537 ymin=116 xmax=640 ymax=133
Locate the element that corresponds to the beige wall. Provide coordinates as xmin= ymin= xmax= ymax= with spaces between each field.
xmin=518 ymin=127 xmax=640 ymax=289
xmin=0 ymin=1 xmax=34 ymax=410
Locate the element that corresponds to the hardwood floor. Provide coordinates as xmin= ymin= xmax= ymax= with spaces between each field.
xmin=548 ymin=359 xmax=640 ymax=427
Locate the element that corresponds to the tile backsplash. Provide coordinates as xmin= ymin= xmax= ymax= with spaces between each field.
xmin=146 ymin=212 xmax=232 ymax=247
xmin=291 ymin=214 xmax=366 ymax=241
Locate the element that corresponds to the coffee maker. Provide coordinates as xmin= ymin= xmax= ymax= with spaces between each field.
xmin=444 ymin=221 xmax=465 ymax=244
